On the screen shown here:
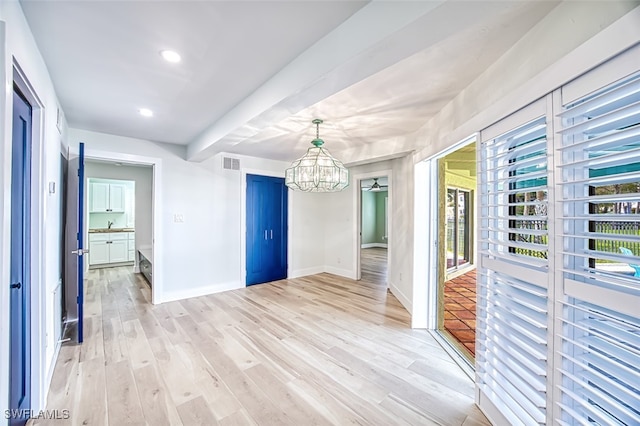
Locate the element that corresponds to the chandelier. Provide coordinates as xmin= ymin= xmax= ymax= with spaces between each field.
xmin=285 ymin=119 xmax=349 ymax=192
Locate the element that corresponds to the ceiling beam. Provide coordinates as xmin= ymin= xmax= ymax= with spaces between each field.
xmin=186 ymin=0 xmax=447 ymax=161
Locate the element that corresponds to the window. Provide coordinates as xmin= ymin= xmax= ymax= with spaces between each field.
xmin=477 ymin=99 xmax=550 ymax=425
xmin=446 ymin=188 xmax=471 ymax=270
xmin=559 ymin=69 xmax=640 ymax=425
xmin=475 ymin=40 xmax=640 ymax=426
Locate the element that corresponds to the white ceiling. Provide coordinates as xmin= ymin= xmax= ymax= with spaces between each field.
xmin=20 ymin=0 xmax=559 ymax=163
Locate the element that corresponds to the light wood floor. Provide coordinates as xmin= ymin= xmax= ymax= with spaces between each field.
xmin=36 ymin=266 xmax=489 ymax=426
xmin=360 ymin=247 xmax=387 ymax=284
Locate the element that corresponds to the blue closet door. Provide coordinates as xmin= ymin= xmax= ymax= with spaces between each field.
xmin=246 ymin=175 xmax=288 ymax=285
xmin=268 ymin=178 xmax=288 ymax=282
xmin=10 ymin=88 xmax=32 ymax=426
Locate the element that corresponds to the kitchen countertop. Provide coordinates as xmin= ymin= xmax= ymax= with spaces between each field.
xmin=89 ymin=228 xmax=135 ymax=233
xmin=138 ymin=245 xmax=152 ymax=262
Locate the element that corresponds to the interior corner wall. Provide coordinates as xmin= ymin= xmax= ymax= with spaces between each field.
xmin=388 ymin=155 xmax=414 ymax=312
xmin=67 ymin=130 xmax=326 ymax=301
xmin=0 ymin=1 xmax=69 ymax=419
xmin=321 ymin=157 xmax=414 ymax=312
xmin=70 ymin=128 xmax=240 ymax=300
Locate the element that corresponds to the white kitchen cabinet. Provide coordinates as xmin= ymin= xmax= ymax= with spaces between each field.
xmin=109 ymin=240 xmax=128 ymax=263
xmin=89 ymin=182 xmax=126 ymax=213
xmin=127 ymin=233 xmax=135 ymax=261
xmin=89 ymin=240 xmax=110 ymax=265
xmin=90 ymin=182 xmax=109 ymax=212
xmin=109 ymin=184 xmax=125 ymax=212
xmin=89 ymin=232 xmax=134 ymax=266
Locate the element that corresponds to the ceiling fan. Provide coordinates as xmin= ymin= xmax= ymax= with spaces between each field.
xmin=364 ymin=178 xmax=388 ymax=192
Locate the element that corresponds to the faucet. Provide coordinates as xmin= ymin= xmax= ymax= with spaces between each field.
xmin=107 ymin=220 xmax=114 ymax=229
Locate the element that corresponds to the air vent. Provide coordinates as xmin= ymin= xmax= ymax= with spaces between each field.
xmin=223 ymin=157 xmax=240 ymax=171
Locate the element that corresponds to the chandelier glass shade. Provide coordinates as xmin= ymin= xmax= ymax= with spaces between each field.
xmin=285 ymin=119 xmax=349 ymax=192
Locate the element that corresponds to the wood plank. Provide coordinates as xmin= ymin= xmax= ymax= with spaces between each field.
xmin=132 ymin=364 xmax=183 ymax=425
xmin=176 ymin=396 xmax=218 ymax=426
xmin=104 ymin=360 xmax=145 ymax=425
xmin=37 ymin=266 xmax=490 ymax=426
xmin=73 ymin=357 xmax=108 ymax=425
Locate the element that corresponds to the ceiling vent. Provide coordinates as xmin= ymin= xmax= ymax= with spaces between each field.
xmin=223 ymin=157 xmax=240 ymax=171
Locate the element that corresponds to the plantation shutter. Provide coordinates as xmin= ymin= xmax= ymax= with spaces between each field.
xmin=477 ymin=97 xmax=552 ymax=425
xmin=557 ymin=64 xmax=640 ymax=424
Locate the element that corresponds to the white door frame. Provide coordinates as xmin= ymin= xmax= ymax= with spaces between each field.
xmin=82 ymin=149 xmax=163 ymax=304
xmin=240 ymin=168 xmax=289 ymax=286
xmin=353 ymin=169 xmax=392 ymax=284
xmin=413 ymin=135 xmax=477 ymax=329
xmin=9 ymin=61 xmax=47 ymax=414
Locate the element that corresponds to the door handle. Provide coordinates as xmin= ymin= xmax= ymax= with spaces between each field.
xmin=10 ymin=282 xmax=21 ymax=289
xmin=72 ymin=248 xmax=89 ymax=255
xmin=264 ymin=230 xmax=267 ymax=240
xmin=270 ymin=230 xmax=273 ymax=239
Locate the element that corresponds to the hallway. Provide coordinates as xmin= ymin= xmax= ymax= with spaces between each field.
xmin=37 ymin=267 xmax=488 ymax=425
xmin=360 ymin=247 xmax=387 ymax=284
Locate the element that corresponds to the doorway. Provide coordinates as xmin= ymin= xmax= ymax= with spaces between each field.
xmin=10 ymin=86 xmax=32 ymax=425
xmin=84 ymin=172 xmax=143 ymax=272
xmin=359 ymin=176 xmax=389 ymax=285
xmin=80 ymin=150 xmax=163 ymax=304
xmin=439 ymin=141 xmax=477 ymax=361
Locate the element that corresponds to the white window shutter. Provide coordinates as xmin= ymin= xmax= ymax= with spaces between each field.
xmin=557 ymin=69 xmax=640 ymax=425
xmin=477 ymin=97 xmax=551 ymax=425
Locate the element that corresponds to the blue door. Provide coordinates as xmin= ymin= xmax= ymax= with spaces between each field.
xmin=10 ymin=88 xmax=32 ymax=425
xmin=63 ymin=142 xmax=85 ymax=343
xmin=76 ymin=143 xmax=85 ymax=342
xmin=246 ymin=175 xmax=288 ymax=285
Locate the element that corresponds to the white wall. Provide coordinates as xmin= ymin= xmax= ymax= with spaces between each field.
xmin=410 ymin=1 xmax=640 ymax=163
xmin=388 ymin=155 xmax=414 ymax=311
xmin=0 ymin=1 xmax=68 ymax=420
xmin=1 ymin=2 xmax=638 ymax=422
xmin=319 ymin=157 xmax=414 ymax=312
xmin=68 ymin=128 xmax=327 ymax=302
xmin=335 ymin=1 xmax=640 ymax=167
xmin=85 ymin=162 xmax=153 ymax=254
xmin=330 ymin=2 xmax=640 ymax=320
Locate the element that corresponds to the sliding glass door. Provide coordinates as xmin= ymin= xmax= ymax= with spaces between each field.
xmin=446 ymin=188 xmax=471 ymax=270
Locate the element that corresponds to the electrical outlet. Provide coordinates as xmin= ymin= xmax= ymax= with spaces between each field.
xmin=173 ymin=214 xmax=184 ymax=223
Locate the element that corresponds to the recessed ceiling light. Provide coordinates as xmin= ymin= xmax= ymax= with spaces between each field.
xmin=160 ymin=50 xmax=181 ymax=63
xmin=139 ymin=108 xmax=153 ymax=117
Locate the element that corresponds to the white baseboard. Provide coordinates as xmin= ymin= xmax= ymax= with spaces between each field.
xmin=361 ymin=243 xmax=388 ymax=249
xmin=43 ymin=340 xmax=63 ymax=410
xmin=160 ymin=281 xmax=242 ymax=303
xmin=389 ymin=282 xmax=412 ymax=314
xmin=324 ymin=265 xmax=357 ymax=280
xmin=289 ymin=266 xmax=325 ymax=279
